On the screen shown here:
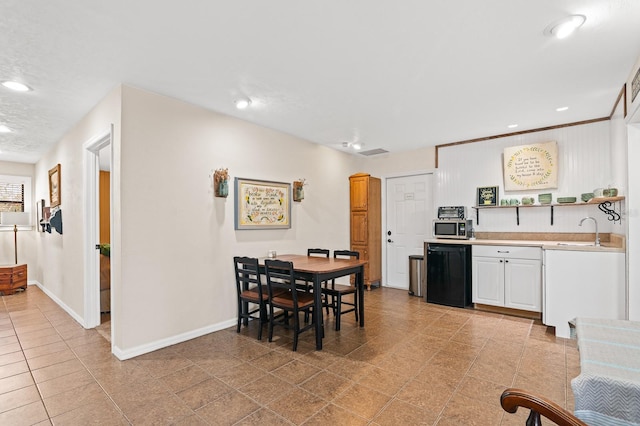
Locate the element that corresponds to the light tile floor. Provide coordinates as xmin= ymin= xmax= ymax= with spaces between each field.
xmin=0 ymin=285 xmax=579 ymax=425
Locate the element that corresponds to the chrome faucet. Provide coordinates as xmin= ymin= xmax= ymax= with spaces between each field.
xmin=579 ymin=217 xmax=600 ymax=246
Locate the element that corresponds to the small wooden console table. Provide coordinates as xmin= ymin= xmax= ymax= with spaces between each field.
xmin=0 ymin=264 xmax=27 ymax=295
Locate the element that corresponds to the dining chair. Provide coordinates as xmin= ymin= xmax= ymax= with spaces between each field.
xmin=233 ymin=256 xmax=268 ymax=340
xmin=322 ymin=250 xmax=359 ymax=331
xmin=302 ymin=248 xmax=330 ymax=290
xmin=299 ymin=248 xmax=330 ymax=321
xmin=264 ymin=259 xmax=316 ymax=351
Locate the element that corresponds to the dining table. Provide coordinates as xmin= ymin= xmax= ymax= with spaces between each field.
xmin=259 ymin=254 xmax=366 ymax=350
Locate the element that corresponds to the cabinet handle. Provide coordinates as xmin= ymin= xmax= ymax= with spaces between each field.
xmin=497 ymin=250 xmax=510 ymax=253
xmin=505 ymin=260 xmax=509 ymax=263
xmin=500 ymin=260 xmax=503 ymax=263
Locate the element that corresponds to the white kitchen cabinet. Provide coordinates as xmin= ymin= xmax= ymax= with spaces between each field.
xmin=544 ymin=249 xmax=625 ymax=338
xmin=473 ymin=245 xmax=542 ymax=312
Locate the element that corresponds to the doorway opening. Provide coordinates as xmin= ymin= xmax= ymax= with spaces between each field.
xmin=82 ymin=127 xmax=112 ymax=338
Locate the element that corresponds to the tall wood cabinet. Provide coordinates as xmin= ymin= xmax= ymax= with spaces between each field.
xmin=349 ymin=173 xmax=381 ymax=290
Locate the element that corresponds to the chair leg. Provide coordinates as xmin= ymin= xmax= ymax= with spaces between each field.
xmin=257 ymin=302 xmax=264 ymax=341
xmin=353 ymin=292 xmax=358 ymax=322
xmin=335 ymin=296 xmax=341 ymax=331
xmin=324 ymin=284 xmax=330 ymax=316
xmin=268 ymin=306 xmax=275 ymax=343
xmin=236 ymin=300 xmax=242 ymax=333
xmin=292 ymin=311 xmax=299 ymax=351
xmin=242 ymin=300 xmax=249 ymax=326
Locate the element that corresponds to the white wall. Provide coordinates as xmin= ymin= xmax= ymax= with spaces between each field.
xmin=115 ymin=86 xmax=361 ymax=355
xmin=365 ymin=146 xmax=436 ymax=177
xmin=626 ymin=54 xmax=640 ymax=320
xmin=33 ymin=86 xmax=122 ymax=324
xmin=435 ymin=121 xmax=623 ymax=234
xmin=627 ymin=123 xmax=640 ymax=320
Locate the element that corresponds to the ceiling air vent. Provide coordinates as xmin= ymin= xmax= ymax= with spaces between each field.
xmin=358 ymin=148 xmax=388 ymax=156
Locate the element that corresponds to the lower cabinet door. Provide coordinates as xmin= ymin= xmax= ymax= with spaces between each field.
xmin=472 ymin=256 xmax=504 ymax=306
xmin=504 ymin=258 xmax=541 ymax=312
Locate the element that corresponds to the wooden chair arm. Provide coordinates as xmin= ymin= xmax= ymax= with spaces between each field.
xmin=500 ymin=388 xmax=588 ymax=426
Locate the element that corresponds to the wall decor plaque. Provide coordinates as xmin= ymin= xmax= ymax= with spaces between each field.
xmin=234 ymin=178 xmax=291 ymax=230
xmin=48 ymin=164 xmax=61 ymax=207
xmin=503 ymin=141 xmax=558 ymax=191
xmin=477 ymin=186 xmax=498 ymax=206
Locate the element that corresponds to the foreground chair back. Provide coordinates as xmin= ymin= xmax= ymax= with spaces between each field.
xmin=500 ymin=388 xmax=588 ymax=426
xmin=233 ymin=256 xmax=267 ymax=340
xmin=264 ymin=259 xmax=315 ymax=351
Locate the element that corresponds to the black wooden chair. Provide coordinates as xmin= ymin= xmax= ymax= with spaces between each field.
xmin=322 ymin=250 xmax=359 ymax=331
xmin=233 ymin=256 xmax=268 ymax=340
xmin=264 ymin=259 xmax=316 ymax=351
xmin=300 ymin=248 xmax=330 ymax=290
xmin=300 ymin=248 xmax=330 ymax=321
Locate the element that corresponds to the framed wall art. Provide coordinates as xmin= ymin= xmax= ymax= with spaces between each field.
xmin=234 ymin=178 xmax=291 ymax=230
xmin=503 ymin=141 xmax=558 ymax=190
xmin=477 ymin=186 xmax=498 ymax=206
xmin=48 ymin=164 xmax=61 ymax=207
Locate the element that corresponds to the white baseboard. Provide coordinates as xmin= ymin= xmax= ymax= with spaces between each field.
xmin=30 ymin=280 xmax=238 ymax=362
xmin=32 ymin=281 xmax=86 ymax=327
xmin=112 ymin=318 xmax=237 ymax=360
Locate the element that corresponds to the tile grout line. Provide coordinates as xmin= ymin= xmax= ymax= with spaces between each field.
xmin=1 ymin=293 xmax=54 ymax=423
xmin=45 ymin=311 xmax=133 ymax=425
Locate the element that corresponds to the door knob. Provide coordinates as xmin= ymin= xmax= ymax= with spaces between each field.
xmin=387 ymin=231 xmax=392 ymax=236
xmin=387 ymin=239 xmax=393 ymax=243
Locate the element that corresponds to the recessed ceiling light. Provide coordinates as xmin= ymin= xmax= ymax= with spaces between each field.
xmin=342 ymin=142 xmax=364 ymax=150
xmin=235 ymin=98 xmax=251 ymax=110
xmin=544 ymin=15 xmax=586 ymax=39
xmin=507 ymin=124 xmax=518 ymax=129
xmin=556 ymin=106 xmax=569 ymax=112
xmin=1 ymin=81 xmax=31 ymax=92
xmin=0 ymin=125 xmax=12 ymax=133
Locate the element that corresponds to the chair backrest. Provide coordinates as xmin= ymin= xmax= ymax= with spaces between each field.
xmin=264 ymin=259 xmax=299 ymax=304
xmin=308 ymin=248 xmax=330 ymax=257
xmin=234 ymin=256 xmax=261 ymax=298
xmin=334 ymin=250 xmax=360 ymax=260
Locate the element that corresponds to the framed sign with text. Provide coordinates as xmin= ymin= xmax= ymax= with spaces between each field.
xmin=477 ymin=186 xmax=499 ymax=206
xmin=234 ymin=178 xmax=291 ymax=230
xmin=503 ymin=141 xmax=558 ymax=191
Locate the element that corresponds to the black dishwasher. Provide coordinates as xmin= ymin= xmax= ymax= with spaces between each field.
xmin=426 ymin=243 xmax=472 ymax=308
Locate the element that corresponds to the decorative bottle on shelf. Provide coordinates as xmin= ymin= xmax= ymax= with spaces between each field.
xmin=218 ymin=180 xmax=229 ymax=197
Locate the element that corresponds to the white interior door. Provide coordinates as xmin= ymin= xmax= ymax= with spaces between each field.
xmin=385 ymin=173 xmax=433 ymax=289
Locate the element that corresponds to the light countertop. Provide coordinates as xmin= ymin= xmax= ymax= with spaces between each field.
xmin=425 ymin=237 xmax=625 ymax=253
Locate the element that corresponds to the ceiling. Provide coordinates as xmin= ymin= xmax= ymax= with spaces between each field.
xmin=1 ymin=1 xmax=640 ymax=164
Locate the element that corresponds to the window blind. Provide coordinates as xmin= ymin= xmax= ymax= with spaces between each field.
xmin=0 ymin=182 xmax=24 ymax=212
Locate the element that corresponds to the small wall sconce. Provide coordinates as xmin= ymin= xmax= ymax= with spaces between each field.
xmin=293 ymin=179 xmax=306 ymax=202
xmin=214 ymin=168 xmax=229 ymax=198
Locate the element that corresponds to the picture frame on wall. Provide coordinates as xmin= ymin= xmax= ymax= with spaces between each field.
xmin=234 ymin=178 xmax=291 ymax=230
xmin=48 ymin=164 xmax=61 ymax=207
xmin=477 ymin=186 xmax=498 ymax=206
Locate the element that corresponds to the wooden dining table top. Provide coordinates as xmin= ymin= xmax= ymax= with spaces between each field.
xmin=260 ymin=254 xmax=367 ymax=273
